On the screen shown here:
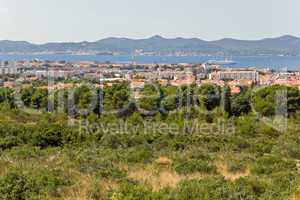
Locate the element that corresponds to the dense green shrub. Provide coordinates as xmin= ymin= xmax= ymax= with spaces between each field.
xmin=0 ymin=172 xmax=40 ymax=200
xmin=253 ymin=85 xmax=300 ymax=116
xmin=231 ymin=90 xmax=251 ymax=116
xmin=251 ymin=155 xmax=297 ymax=175
xmin=123 ymin=146 xmax=153 ymax=163
xmin=0 ymin=170 xmax=69 ymax=200
xmin=236 ymin=115 xmax=257 ymax=136
xmin=197 ymin=84 xmax=221 ymax=110
xmin=7 ymin=146 xmax=42 ymax=160
xmin=0 ymin=136 xmax=23 ymax=150
xmin=177 ymin=178 xmax=232 ymax=200
xmin=31 ymin=124 xmax=80 ymax=148
xmin=177 ymin=177 xmax=274 ymax=200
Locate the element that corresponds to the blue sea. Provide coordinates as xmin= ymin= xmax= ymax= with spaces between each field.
xmin=0 ymin=54 xmax=299 ymax=71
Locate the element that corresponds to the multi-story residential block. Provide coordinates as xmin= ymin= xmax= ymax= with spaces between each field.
xmin=213 ymin=70 xmax=259 ymax=82
xmin=0 ymin=66 xmax=22 ymax=75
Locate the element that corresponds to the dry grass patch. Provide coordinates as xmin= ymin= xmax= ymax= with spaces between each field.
xmin=128 ymin=156 xmax=209 ymax=191
xmin=0 ymin=159 xmax=11 ymax=176
xmin=216 ymin=161 xmax=250 ymax=181
xmin=290 ymin=186 xmax=300 ymax=200
xmin=290 ymin=194 xmax=300 ymax=200
xmin=155 ymin=156 xmax=172 ymax=166
xmin=62 ymin=171 xmax=118 ymax=200
xmin=128 ymin=166 xmax=181 ymax=191
xmin=128 ymin=166 xmax=209 ymax=191
xmin=63 ymin=174 xmax=93 ymax=200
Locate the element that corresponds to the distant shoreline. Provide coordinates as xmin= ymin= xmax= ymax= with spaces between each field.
xmin=1 ymin=35 xmax=300 ymax=57
xmin=0 ymin=54 xmax=300 ymax=70
xmin=0 ymin=53 xmax=299 ymax=57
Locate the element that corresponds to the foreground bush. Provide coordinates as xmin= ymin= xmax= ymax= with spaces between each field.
xmin=0 ymin=170 xmax=69 ymax=200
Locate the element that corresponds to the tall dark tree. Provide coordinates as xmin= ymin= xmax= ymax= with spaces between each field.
xmin=197 ymin=84 xmax=221 ymax=110
xmin=137 ymin=84 xmax=162 ymax=115
xmin=231 ymin=89 xmax=251 ymax=116
xmin=31 ymin=89 xmax=48 ymax=109
xmin=253 ymin=85 xmax=300 ymax=116
xmin=93 ymin=89 xmax=103 ymax=117
xmin=222 ymin=85 xmax=232 ymax=117
xmin=21 ymin=87 xmax=35 ymax=107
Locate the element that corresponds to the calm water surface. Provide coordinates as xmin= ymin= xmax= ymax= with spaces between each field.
xmin=0 ymin=54 xmax=299 ymax=70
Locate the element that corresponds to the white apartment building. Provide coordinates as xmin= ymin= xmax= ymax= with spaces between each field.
xmin=215 ymin=70 xmax=259 ymax=81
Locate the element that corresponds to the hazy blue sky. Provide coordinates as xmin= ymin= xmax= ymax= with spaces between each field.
xmin=0 ymin=0 xmax=299 ymax=43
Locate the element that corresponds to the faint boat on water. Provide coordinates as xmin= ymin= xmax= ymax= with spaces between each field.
xmin=207 ymin=58 xmax=236 ymax=65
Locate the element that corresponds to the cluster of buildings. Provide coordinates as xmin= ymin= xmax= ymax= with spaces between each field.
xmin=0 ymin=60 xmax=300 ymax=93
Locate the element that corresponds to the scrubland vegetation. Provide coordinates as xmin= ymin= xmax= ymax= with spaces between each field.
xmin=0 ymin=83 xmax=299 ymax=200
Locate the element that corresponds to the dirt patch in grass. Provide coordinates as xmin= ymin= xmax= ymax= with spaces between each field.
xmin=216 ymin=161 xmax=250 ymax=181
xmin=155 ymin=156 xmax=173 ymax=166
xmin=128 ymin=167 xmax=180 ymax=191
xmin=290 ymin=194 xmax=300 ymax=200
xmin=128 ymin=156 xmax=209 ymax=191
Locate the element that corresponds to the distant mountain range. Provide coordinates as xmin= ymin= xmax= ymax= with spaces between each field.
xmin=0 ymin=35 xmax=300 ymax=56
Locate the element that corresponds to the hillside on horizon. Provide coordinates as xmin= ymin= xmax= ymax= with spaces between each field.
xmin=0 ymin=35 xmax=300 ymax=56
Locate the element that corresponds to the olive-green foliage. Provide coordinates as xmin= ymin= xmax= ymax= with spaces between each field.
xmin=137 ymin=84 xmax=162 ymax=113
xmin=0 ymin=170 xmax=69 ymax=200
xmin=231 ymin=88 xmax=251 ymax=116
xmin=122 ymin=145 xmax=153 ymax=164
xmin=73 ymin=151 xmax=126 ymax=180
xmin=197 ymin=84 xmax=221 ymax=110
xmin=0 ymin=84 xmax=299 ymax=200
xmin=253 ymin=85 xmax=300 ymax=116
xmin=161 ymin=95 xmax=178 ymax=112
xmin=103 ymin=83 xmax=132 ymax=114
xmin=0 ymin=88 xmax=14 ymax=108
xmin=31 ymin=123 xmax=80 ymax=148
xmin=174 ymin=159 xmax=217 ymax=175
xmin=112 ymin=182 xmax=167 ymax=200
xmin=251 ymin=155 xmax=297 ymax=175
xmin=0 ymin=172 xmax=40 ymax=200
xmin=11 ymin=83 xmax=300 ymax=119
